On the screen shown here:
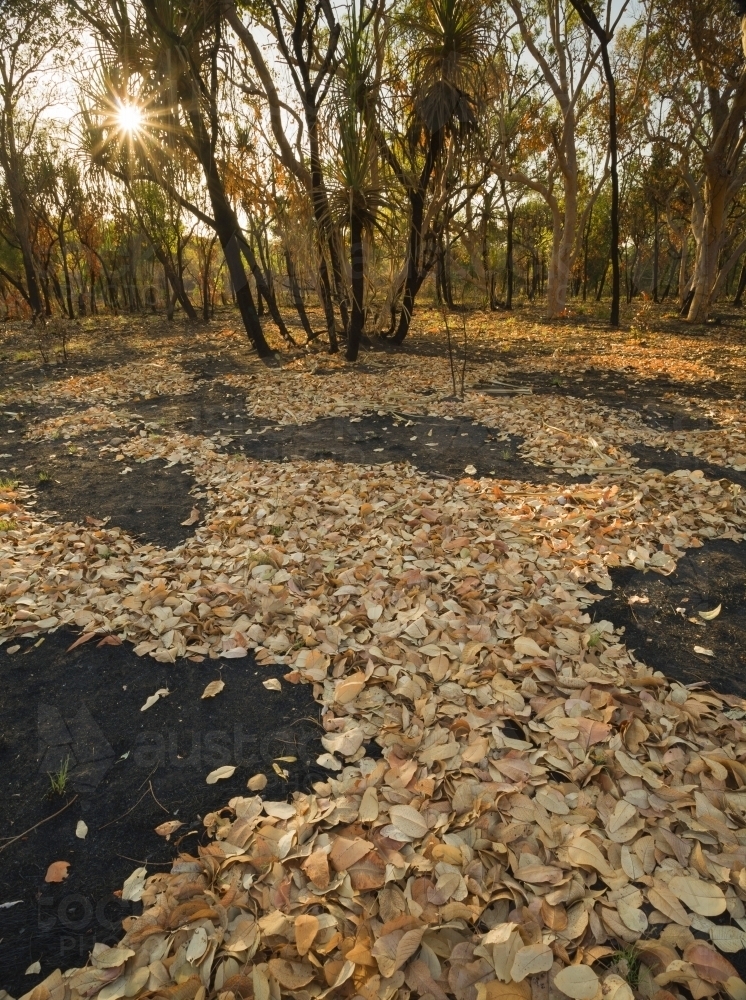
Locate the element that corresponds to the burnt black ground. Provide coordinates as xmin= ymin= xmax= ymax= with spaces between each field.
xmin=0 ymin=629 xmax=326 ymax=996
xmin=596 ymin=538 xmax=746 ymax=696
xmin=4 ymin=318 xmax=746 ymax=994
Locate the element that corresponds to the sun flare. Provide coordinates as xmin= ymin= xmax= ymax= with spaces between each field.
xmin=117 ymin=103 xmax=143 ymax=134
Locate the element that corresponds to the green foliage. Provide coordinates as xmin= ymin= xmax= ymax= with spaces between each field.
xmin=47 ymin=755 xmax=71 ymax=797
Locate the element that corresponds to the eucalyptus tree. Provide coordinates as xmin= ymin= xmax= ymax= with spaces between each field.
xmin=649 ymin=0 xmax=746 ymax=322
xmin=495 ymin=0 xmax=625 ymax=318
xmin=0 ymin=0 xmax=69 ymax=317
xmin=223 ymin=0 xmax=348 ymax=350
xmin=69 ymin=0 xmax=277 ymax=355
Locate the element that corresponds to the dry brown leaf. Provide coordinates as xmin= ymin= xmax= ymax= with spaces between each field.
xmin=669 ymin=876 xmax=727 ymax=917
xmin=154 ymin=820 xmax=183 ymax=840
xmin=295 ymin=914 xmax=319 ymax=956
xmin=201 ymin=679 xmax=225 ymax=699
xmin=553 ymin=966 xmax=600 ymax=1000
xmin=44 ymin=861 xmax=70 ymax=883
xmin=511 ymin=944 xmax=553 ymax=982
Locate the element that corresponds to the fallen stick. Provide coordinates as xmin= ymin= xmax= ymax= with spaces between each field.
xmin=0 ymin=795 xmax=79 ymax=853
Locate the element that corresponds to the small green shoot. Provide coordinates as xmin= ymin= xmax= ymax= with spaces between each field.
xmin=48 ymin=756 xmax=70 ymax=797
xmin=0 ymin=477 xmax=18 ymax=490
xmin=611 ymin=947 xmax=639 ymax=989
xmin=38 ymin=470 xmax=52 ymax=483
xmin=270 ymin=524 xmax=284 ymax=537
xmin=587 ymin=629 xmax=603 ymax=649
xmin=0 ymin=519 xmax=17 ymax=531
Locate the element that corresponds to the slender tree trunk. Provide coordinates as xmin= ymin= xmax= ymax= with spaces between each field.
xmin=652 ymin=201 xmax=660 ymax=302
xmin=58 ymin=226 xmax=75 ymax=319
xmin=0 ymin=142 xmax=43 ymax=316
xmin=505 ymin=208 xmax=515 ymax=310
xmin=393 ymin=130 xmax=442 ymax=345
xmin=284 ymin=247 xmax=314 ymax=340
xmin=181 ymin=89 xmax=273 ymax=356
xmin=346 ymin=212 xmax=365 ymax=362
xmin=733 ymin=256 xmax=746 ymax=306
xmin=237 ymin=236 xmax=294 ymax=343
xmin=596 ymin=256 xmax=610 ymax=301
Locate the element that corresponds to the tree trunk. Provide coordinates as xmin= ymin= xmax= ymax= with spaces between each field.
xmin=652 ymin=201 xmax=660 ymax=302
xmin=58 ymin=225 xmax=75 ymax=319
xmin=686 ymin=177 xmax=726 ymax=323
xmin=284 ymin=248 xmax=314 ymax=340
xmin=346 ymin=211 xmax=365 ymax=362
xmin=237 ymin=235 xmax=294 ymax=344
xmin=505 ymin=207 xmax=515 ymax=310
xmin=733 ymin=256 xmax=746 ymax=306
xmin=393 ymin=129 xmax=442 ymax=345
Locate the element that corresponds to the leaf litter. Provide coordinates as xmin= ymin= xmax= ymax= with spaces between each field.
xmin=6 ymin=320 xmax=746 ymax=1000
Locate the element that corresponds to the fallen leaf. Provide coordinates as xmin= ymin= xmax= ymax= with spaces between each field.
xmin=75 ymin=820 xmax=88 ymax=840
xmin=121 ymin=867 xmax=147 ymax=902
xmin=669 ymin=876 xmax=727 ymax=916
xmin=66 ymin=632 xmax=98 ymax=652
xmin=694 ymin=646 xmax=715 ymax=657
xmin=206 ymin=765 xmax=236 ymax=784
xmin=140 ymin=687 xmax=169 ymax=711
xmin=510 ymin=944 xmax=553 ymax=982
xmin=181 ymin=507 xmax=200 ymax=526
xmin=698 ymin=604 xmax=722 ymax=620
xmin=154 ymin=820 xmax=183 ymax=840
xmin=45 ymin=861 xmax=70 ymax=883
xmin=247 ymin=773 xmax=267 ymax=790
xmin=295 ymin=914 xmax=319 ymax=956
xmin=553 ymin=965 xmax=600 ymax=999
xmin=262 ymin=677 xmax=282 ymax=691
xmin=201 ymin=679 xmax=225 ymax=698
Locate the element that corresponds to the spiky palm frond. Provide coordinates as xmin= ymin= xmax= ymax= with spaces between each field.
xmin=396 ymin=0 xmax=487 ymax=136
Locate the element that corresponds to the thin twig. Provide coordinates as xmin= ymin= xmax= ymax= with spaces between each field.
xmin=98 ymin=788 xmax=150 ymax=831
xmin=116 ymin=855 xmax=172 ymax=866
xmin=149 ymin=781 xmax=170 ymax=814
xmin=0 ymin=795 xmax=79 ymax=853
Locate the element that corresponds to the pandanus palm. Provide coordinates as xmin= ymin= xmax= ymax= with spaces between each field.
xmin=391 ymin=0 xmax=485 ymax=344
xmin=332 ymin=0 xmax=383 ymax=361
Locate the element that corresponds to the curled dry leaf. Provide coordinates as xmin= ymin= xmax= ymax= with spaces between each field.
xmin=698 ymin=604 xmax=722 ymax=620
xmin=75 ymin=820 xmax=88 ymax=840
xmin=262 ymin=677 xmax=281 ymax=691
xmin=180 ymin=507 xmax=200 ymax=526
xmin=154 ymin=820 xmax=182 ymax=840
xmin=247 ymin=772 xmax=267 ymax=791
xmin=140 ymin=687 xmax=169 ymax=711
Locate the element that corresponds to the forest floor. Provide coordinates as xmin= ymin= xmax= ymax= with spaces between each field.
xmin=3 ymin=302 xmax=746 ymax=1000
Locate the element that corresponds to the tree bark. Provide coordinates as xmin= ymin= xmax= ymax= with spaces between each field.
xmin=284 ymin=247 xmax=314 ymax=340
xmin=393 ymin=129 xmax=443 ymax=344
xmin=346 ymin=211 xmax=365 ymax=361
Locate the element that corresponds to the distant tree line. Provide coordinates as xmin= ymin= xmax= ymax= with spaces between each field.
xmin=1 ymin=0 xmax=745 ymax=358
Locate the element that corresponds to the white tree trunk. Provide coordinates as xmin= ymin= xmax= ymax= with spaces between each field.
xmin=686 ymin=178 xmax=726 ymax=323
